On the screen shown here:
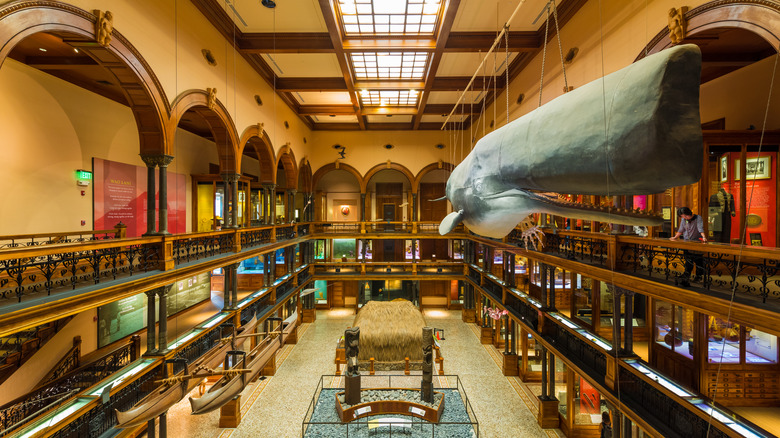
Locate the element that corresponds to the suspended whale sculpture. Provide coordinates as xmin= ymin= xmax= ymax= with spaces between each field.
xmin=439 ymin=44 xmax=703 ymax=239
xmin=114 ymin=315 xmax=258 ymax=428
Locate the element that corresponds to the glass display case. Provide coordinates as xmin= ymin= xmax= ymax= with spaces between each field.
xmin=655 ymin=300 xmax=695 ymax=359
xmin=333 ymin=239 xmax=356 ymax=260
xmin=708 ymin=316 xmax=778 ymax=364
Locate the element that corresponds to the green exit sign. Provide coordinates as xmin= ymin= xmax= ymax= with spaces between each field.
xmin=76 ymin=170 xmax=92 ymax=180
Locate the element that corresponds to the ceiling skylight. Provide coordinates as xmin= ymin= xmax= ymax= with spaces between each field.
xmin=337 ymin=0 xmax=442 ymax=36
xmin=351 ymin=52 xmax=429 ymax=79
xmin=360 ymin=89 xmax=420 ymax=106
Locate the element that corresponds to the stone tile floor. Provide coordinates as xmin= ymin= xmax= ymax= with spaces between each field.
xmin=159 ymin=308 xmax=562 ymax=438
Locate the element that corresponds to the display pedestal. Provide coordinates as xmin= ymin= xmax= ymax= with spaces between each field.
xmin=219 ymin=395 xmax=241 ymax=428
xmin=262 ymin=351 xmax=276 ymax=376
xmin=480 ymin=326 xmax=493 ymax=344
xmin=537 ymin=397 xmax=560 ymax=429
xmin=285 ymin=325 xmax=298 ymax=344
xmin=502 ymin=353 xmax=519 ymax=376
xmin=345 ymin=375 xmax=361 ymax=405
xmin=462 ymin=308 xmax=475 ymax=323
xmin=302 ymin=308 xmax=316 ymax=323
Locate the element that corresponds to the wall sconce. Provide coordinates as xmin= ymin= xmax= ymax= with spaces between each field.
xmin=340 ymin=205 xmax=350 ymax=216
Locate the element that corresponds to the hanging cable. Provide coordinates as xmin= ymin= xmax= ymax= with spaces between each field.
xmin=538 ymin=5 xmax=550 ymax=107
xmin=441 ymin=0 xmax=528 ymax=128
xmin=551 ymin=0 xmax=568 ymax=91
xmin=706 ymin=51 xmax=778 ymax=438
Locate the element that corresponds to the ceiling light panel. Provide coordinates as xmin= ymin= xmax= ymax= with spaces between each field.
xmin=360 ymin=89 xmax=420 ymax=106
xmin=338 ymin=0 xmax=442 ymax=36
xmin=351 ymin=52 xmax=429 ymax=79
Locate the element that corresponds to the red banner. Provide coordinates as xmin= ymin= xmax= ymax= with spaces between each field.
xmin=93 ymin=158 xmax=186 ymax=237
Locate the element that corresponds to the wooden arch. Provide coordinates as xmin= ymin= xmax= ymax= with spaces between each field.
xmin=275 ymin=144 xmax=298 ymax=189
xmin=311 ymin=162 xmax=364 ymax=192
xmin=298 ymin=158 xmax=313 ymax=193
xmin=170 ymin=89 xmax=239 ymax=173
xmin=238 ymin=124 xmax=275 ymax=183
xmin=0 ymin=1 xmax=169 ymax=156
xmin=413 ymin=161 xmax=455 ymax=193
xmin=363 ymin=162 xmax=416 ymax=193
xmin=637 ymin=0 xmax=780 ymax=59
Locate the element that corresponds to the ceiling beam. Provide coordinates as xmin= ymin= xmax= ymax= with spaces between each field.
xmin=317 ymin=0 xmax=365 ymax=130
xmin=444 ymin=31 xmax=540 ymax=52
xmin=235 ymin=32 xmax=539 ymax=53
xmin=413 ymin=0 xmax=462 ymax=129
xmin=239 ymin=33 xmax=335 ymax=53
xmin=275 ymin=76 xmax=505 ymax=92
xmin=23 ymin=56 xmax=99 ymax=69
xmin=276 ymin=77 xmax=348 ymax=92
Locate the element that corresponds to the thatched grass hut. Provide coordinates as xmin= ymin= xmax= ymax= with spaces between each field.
xmin=353 ymin=300 xmax=426 ymax=362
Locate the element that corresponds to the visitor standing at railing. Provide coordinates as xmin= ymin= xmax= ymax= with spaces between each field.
xmin=669 ymin=207 xmax=707 ymax=286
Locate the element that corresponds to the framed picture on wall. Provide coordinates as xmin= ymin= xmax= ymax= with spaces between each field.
xmin=720 ymin=155 xmax=728 ymax=182
xmin=662 ymin=207 xmax=672 ymax=221
xmin=735 ymin=156 xmax=771 ymax=180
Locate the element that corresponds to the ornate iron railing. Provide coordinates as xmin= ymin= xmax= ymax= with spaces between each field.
xmin=546 ymin=322 xmax=608 ymax=382
xmin=543 ymin=231 xmax=609 ymax=265
xmin=275 ymin=225 xmax=295 ymax=241
xmin=0 ymin=229 xmax=121 ymax=250
xmin=49 ymin=364 xmax=160 ymax=438
xmin=0 ymin=240 xmax=158 ymax=303
xmin=619 ymin=239 xmax=780 ymax=303
xmin=172 ymin=232 xmax=234 ymax=264
xmin=617 ymin=364 xmax=731 ymax=438
xmin=239 ymin=227 xmax=273 ymax=249
xmin=0 ymin=339 xmax=137 ymax=435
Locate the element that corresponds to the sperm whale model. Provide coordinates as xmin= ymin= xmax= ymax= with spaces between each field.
xmin=439 ymin=44 xmax=703 ymax=239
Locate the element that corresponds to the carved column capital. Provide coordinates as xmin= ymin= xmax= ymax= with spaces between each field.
xmin=220 ymin=172 xmax=241 ymax=183
xmin=612 ymin=286 xmax=635 ymax=297
xmin=140 ymin=154 xmax=174 ymax=168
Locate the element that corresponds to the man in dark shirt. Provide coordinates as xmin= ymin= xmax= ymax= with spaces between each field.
xmin=670 ymin=207 xmax=707 ymax=286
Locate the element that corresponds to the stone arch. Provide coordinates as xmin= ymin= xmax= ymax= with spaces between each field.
xmin=0 ymin=1 xmax=169 ymax=156
xmin=275 ymin=144 xmax=298 ymax=189
xmin=238 ymin=124 xmax=275 ymax=183
xmin=637 ymin=0 xmax=780 ymax=59
xmin=312 ymin=162 xmax=365 ymax=193
xmin=363 ymin=162 xmax=415 ymax=192
xmin=413 ymin=161 xmax=455 ymax=193
xmin=170 ymin=89 xmax=239 ymax=173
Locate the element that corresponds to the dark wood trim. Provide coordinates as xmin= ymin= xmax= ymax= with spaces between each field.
xmin=413 ymin=0 xmax=461 ymax=129
xmin=317 ymin=0 xmax=365 ymax=129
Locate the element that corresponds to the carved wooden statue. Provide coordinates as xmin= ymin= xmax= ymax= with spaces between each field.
xmin=667 ymin=7 xmax=688 ymax=45
xmin=94 ymin=10 xmax=113 ymax=47
xmin=207 ymin=87 xmax=217 ymax=110
xmin=345 ymin=327 xmax=360 ymax=377
xmin=344 ymin=327 xmax=361 ymax=405
xmin=421 ymin=326 xmax=433 ymax=403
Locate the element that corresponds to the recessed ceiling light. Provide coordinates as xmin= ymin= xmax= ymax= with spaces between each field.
xmin=38 ymin=48 xmax=47 ymax=52
xmin=73 ymin=48 xmax=79 ymax=54
xmin=435 ymin=144 xmax=445 ymax=149
xmin=384 ymin=144 xmax=394 ymax=150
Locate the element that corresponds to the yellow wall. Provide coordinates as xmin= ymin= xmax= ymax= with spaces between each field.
xmin=472 ymin=0 xmax=779 ymax=140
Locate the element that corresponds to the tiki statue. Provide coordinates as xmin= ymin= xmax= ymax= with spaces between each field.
xmin=421 ymin=326 xmax=433 ymax=403
xmin=345 ymin=327 xmax=360 ymax=378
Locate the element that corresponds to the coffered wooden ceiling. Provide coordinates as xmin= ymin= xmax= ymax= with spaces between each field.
xmin=191 ymin=0 xmax=588 ymax=131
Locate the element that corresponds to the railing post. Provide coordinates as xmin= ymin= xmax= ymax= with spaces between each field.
xmin=127 ymin=334 xmax=140 ymax=361
xmin=114 ymin=222 xmax=127 ymax=239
